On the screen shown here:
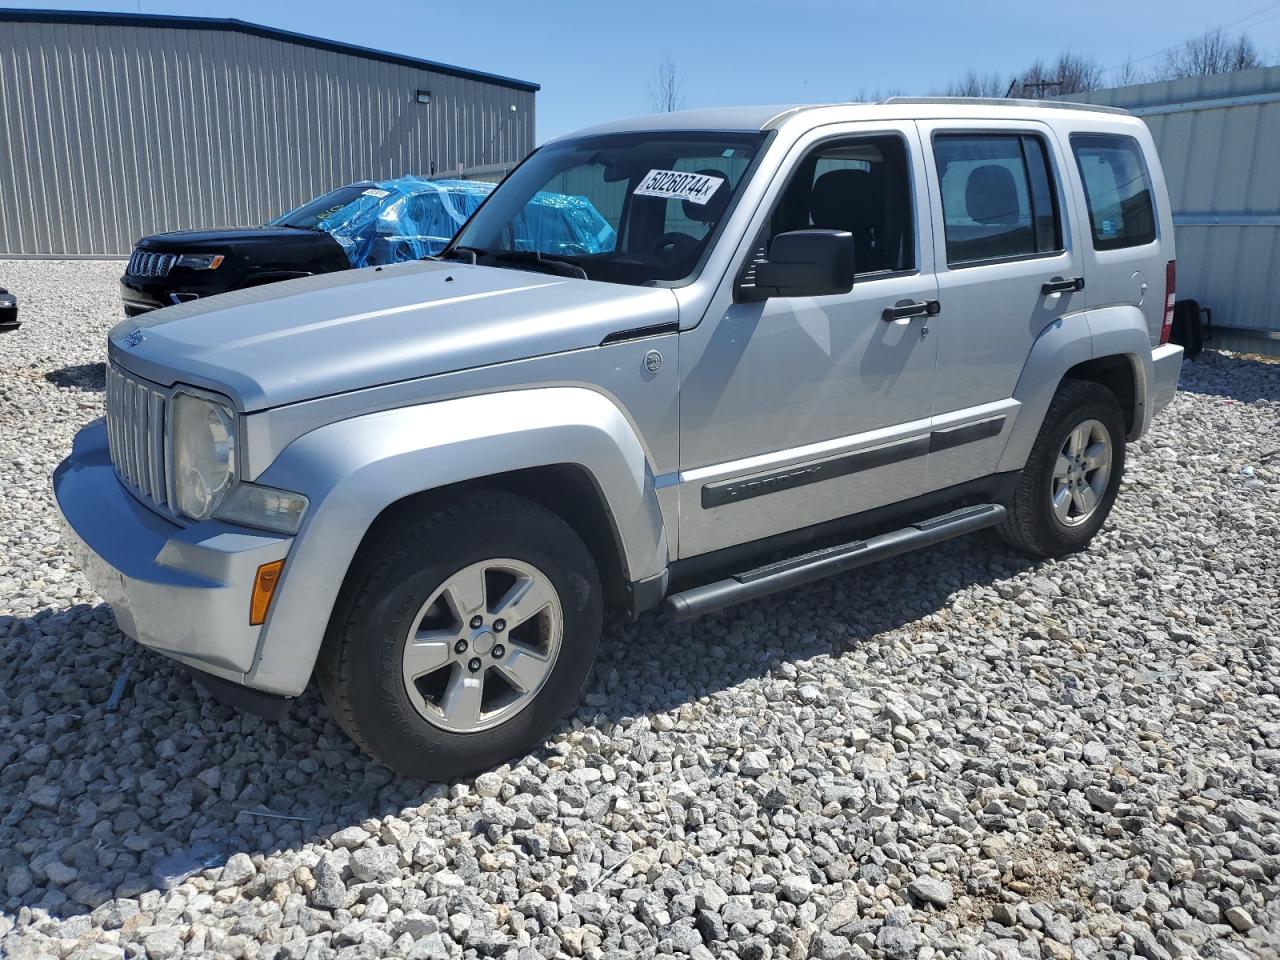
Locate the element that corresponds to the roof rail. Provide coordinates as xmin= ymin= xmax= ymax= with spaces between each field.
xmin=880 ymin=96 xmax=1130 ymax=116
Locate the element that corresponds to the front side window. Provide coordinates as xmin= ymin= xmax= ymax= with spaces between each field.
xmin=1071 ymin=134 xmax=1157 ymax=250
xmin=764 ymin=134 xmax=915 ymax=277
xmin=447 ymin=131 xmax=767 ymax=286
xmin=933 ymin=133 xmax=1063 ymax=266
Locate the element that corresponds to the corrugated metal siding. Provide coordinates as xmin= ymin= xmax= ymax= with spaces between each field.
xmin=0 ymin=19 xmax=535 ymax=256
xmin=1068 ymin=68 xmax=1280 ymax=352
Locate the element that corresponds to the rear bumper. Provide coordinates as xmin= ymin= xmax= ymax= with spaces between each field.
xmin=1149 ymin=343 xmax=1183 ymax=416
xmin=54 ymin=419 xmax=293 ymax=691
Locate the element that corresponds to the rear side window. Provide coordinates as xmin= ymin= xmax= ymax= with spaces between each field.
xmin=1071 ymin=134 xmax=1157 ymax=250
xmin=933 ymin=134 xmax=1063 ymax=266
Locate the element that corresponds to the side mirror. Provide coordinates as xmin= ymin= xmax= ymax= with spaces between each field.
xmin=750 ymin=229 xmax=854 ymax=300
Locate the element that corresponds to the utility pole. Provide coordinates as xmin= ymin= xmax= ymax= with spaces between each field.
xmin=1020 ymin=79 xmax=1063 ymax=98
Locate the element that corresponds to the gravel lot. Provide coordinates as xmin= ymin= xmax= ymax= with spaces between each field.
xmin=2 ymin=258 xmax=1278 ymax=960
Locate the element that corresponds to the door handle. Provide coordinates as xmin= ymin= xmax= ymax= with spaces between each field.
xmin=1041 ymin=276 xmax=1085 ymax=294
xmin=883 ymin=299 xmax=941 ymax=321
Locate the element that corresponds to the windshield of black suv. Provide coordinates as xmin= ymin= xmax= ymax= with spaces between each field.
xmin=445 ymin=130 xmax=768 ymax=286
xmin=272 ymin=184 xmax=378 ymax=230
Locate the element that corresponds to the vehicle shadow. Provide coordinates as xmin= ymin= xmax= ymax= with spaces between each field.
xmin=1176 ymin=349 xmax=1280 ymax=403
xmin=43 ymin=362 xmax=106 ymax=392
xmin=0 ymin=532 xmax=1033 ymax=919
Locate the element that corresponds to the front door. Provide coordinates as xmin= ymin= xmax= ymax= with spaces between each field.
xmin=676 ymin=122 xmax=940 ymax=557
xmin=916 ymin=119 xmax=1084 ymax=491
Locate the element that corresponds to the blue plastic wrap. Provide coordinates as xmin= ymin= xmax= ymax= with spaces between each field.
xmin=513 ymin=191 xmax=616 ymax=256
xmin=313 ymin=177 xmax=494 ymax=268
xmin=277 ymin=175 xmax=617 ymax=269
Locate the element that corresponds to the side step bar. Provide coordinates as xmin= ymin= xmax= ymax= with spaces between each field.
xmin=665 ymin=503 xmax=1006 ymax=621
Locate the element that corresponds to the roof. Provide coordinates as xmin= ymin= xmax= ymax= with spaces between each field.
xmin=0 ymin=9 xmax=539 ymax=93
xmin=558 ymin=98 xmax=1133 ymax=141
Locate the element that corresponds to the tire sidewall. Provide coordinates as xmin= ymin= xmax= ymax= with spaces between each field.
xmin=341 ymin=506 xmax=601 ymax=779
xmin=1030 ymin=391 xmax=1127 ymax=551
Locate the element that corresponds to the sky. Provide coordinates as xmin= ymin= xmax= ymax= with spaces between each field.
xmin=8 ymin=0 xmax=1280 ymax=142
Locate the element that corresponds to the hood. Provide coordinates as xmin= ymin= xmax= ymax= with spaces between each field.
xmin=107 ymin=259 xmax=679 ymax=411
xmin=139 ymin=226 xmax=324 ymax=248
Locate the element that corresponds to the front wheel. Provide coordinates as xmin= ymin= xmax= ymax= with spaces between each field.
xmin=317 ymin=491 xmax=603 ymax=780
xmin=999 ymin=379 xmax=1127 ymax=558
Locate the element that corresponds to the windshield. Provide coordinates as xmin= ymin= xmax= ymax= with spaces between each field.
xmin=447 ymin=130 xmax=768 ymax=286
xmin=272 ymin=184 xmax=379 ymax=230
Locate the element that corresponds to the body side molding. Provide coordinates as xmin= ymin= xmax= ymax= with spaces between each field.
xmin=700 ymin=415 xmax=1007 ymax=508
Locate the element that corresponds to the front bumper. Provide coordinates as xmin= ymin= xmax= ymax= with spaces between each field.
xmin=54 ymin=419 xmax=292 ymax=690
xmin=1149 ymin=343 xmax=1184 ymax=416
xmin=119 ymin=279 xmax=201 ymax=317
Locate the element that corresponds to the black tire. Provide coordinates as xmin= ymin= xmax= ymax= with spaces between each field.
xmin=998 ymin=379 xmax=1127 ymax=558
xmin=317 ymin=490 xmax=603 ymax=780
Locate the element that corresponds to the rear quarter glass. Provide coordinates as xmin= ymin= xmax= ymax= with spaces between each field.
xmin=1070 ymin=134 xmax=1157 ymax=251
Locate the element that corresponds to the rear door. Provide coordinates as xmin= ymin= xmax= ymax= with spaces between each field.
xmin=917 ymin=118 xmax=1083 ymax=490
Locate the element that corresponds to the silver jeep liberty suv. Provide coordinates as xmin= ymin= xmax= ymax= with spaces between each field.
xmin=56 ymin=99 xmax=1184 ymax=779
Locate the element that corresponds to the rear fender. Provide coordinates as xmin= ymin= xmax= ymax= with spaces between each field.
xmin=998 ymin=305 xmax=1152 ymax=473
xmin=246 ymin=386 xmax=667 ymax=695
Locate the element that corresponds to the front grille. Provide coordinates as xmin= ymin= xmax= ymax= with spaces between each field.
xmin=127 ymin=249 xmax=177 ymax=278
xmin=105 ymin=363 xmax=169 ymax=509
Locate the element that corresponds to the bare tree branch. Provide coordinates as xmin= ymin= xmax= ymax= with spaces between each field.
xmin=647 ymin=55 xmax=686 ymax=113
xmin=1160 ymin=28 xmax=1262 ymax=79
xmin=944 ymin=70 xmax=1008 ymax=98
xmin=1115 ymin=56 xmax=1145 ymax=86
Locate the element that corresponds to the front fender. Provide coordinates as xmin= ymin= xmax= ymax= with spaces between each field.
xmin=246 ymin=387 xmax=668 ymax=695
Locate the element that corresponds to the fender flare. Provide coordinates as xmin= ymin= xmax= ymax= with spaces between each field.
xmin=998 ymin=307 xmax=1152 ymax=473
xmin=245 ymin=386 xmax=668 ymax=695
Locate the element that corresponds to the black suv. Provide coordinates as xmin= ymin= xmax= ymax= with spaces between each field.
xmin=120 ymin=219 xmax=349 ymax=317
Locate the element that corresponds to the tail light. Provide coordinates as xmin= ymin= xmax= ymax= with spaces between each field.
xmin=1160 ymin=260 xmax=1176 ymax=344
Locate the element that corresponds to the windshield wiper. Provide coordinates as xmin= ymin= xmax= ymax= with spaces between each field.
xmin=491 ymin=250 xmax=588 ymax=280
xmin=435 ymin=245 xmax=484 ymax=264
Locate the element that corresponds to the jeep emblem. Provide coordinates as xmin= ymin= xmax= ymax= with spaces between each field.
xmin=644 ymin=350 xmax=663 ymax=374
xmin=123 ymin=329 xmax=145 ymax=348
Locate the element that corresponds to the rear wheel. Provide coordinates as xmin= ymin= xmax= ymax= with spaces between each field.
xmin=317 ymin=491 xmax=603 ymax=780
xmin=999 ymin=379 xmax=1127 ymax=558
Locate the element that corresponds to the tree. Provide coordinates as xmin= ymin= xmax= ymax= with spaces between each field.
xmin=647 ymin=55 xmax=686 ymax=113
xmin=1115 ymin=56 xmax=1145 ymax=87
xmin=944 ymin=70 xmax=1007 ymax=98
xmin=1161 ymin=28 xmax=1262 ymax=78
xmin=1014 ymin=52 xmax=1103 ymax=98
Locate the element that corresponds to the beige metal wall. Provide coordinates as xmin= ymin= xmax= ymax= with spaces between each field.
xmin=1068 ymin=67 xmax=1280 ymax=355
xmin=0 ymin=15 xmax=536 ymax=256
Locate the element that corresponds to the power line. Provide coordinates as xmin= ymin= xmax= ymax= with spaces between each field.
xmin=1101 ymin=1 xmax=1280 ymax=75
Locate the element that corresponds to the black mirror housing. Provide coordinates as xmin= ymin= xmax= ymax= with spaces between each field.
xmin=751 ymin=229 xmax=854 ymax=299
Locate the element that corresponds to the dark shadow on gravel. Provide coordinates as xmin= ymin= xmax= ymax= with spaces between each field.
xmin=1176 ymin=350 xmax=1280 ymax=403
xmin=0 ymin=532 xmax=1035 ymax=918
xmin=44 ymin=361 xmax=106 ymax=391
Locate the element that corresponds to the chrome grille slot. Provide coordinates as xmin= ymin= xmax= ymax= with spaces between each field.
xmin=127 ymin=249 xmax=177 ymax=278
xmin=106 ymin=363 xmax=169 ymax=510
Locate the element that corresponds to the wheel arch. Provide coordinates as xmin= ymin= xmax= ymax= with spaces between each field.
xmin=348 ymin=463 xmax=633 ymax=613
xmin=1062 ymin=353 xmax=1141 ymax=439
xmin=1000 ymin=307 xmax=1154 ymax=473
xmin=245 ymin=387 xmax=669 ymax=696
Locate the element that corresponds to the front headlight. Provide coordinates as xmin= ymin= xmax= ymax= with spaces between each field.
xmin=173 ymin=393 xmax=236 ymax=520
xmin=176 ymin=253 xmax=224 ymax=270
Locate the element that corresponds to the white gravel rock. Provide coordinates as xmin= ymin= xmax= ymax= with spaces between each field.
xmin=2 ymin=260 xmax=1280 ymax=960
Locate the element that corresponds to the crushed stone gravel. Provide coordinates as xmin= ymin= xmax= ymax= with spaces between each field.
xmin=1 ymin=258 xmax=1278 ymax=960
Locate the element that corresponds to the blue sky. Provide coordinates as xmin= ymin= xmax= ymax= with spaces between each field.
xmin=9 ymin=0 xmax=1280 ymax=140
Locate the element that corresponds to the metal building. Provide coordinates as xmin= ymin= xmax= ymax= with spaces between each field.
xmin=1067 ymin=67 xmax=1280 ymax=355
xmin=0 ymin=10 xmax=538 ymax=257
